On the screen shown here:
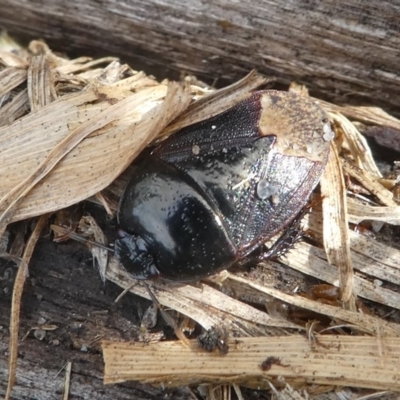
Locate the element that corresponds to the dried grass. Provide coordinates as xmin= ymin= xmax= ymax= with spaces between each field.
xmin=103 ymin=336 xmax=400 ymax=390
xmin=0 ymin=36 xmax=193 ymax=232
xmin=2 ymin=32 xmax=400 ymax=398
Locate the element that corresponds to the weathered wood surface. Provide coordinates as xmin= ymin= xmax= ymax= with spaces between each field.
xmin=0 ymin=243 xmax=192 ymax=400
xmin=0 ymin=0 xmax=400 ymax=115
xmin=0 ymin=214 xmax=192 ymax=399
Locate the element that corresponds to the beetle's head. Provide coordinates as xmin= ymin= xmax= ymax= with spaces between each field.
xmin=114 ymin=229 xmax=160 ymax=280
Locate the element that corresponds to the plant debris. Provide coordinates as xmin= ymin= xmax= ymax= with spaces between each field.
xmin=1 ymin=32 xmax=400 ymax=399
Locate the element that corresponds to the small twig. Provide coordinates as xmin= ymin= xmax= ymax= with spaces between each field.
xmin=50 ymin=224 xmax=114 ymax=252
xmin=114 ymin=282 xmax=138 ymax=303
xmin=6 ymin=214 xmax=49 ymax=400
xmin=62 ymin=361 xmax=72 ymax=400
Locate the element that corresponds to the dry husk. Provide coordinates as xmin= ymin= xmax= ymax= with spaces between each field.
xmin=2 ymin=33 xmax=400 ymax=398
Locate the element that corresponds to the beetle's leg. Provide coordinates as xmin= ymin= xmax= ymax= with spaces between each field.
xmin=114 ymin=230 xmax=160 ymax=280
xmin=259 ymin=207 xmax=308 ymax=261
xmin=260 ymin=221 xmax=303 ymax=260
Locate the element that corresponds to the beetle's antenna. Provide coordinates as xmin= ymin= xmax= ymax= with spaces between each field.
xmin=143 ymin=282 xmax=190 ymax=348
xmin=50 ymin=224 xmax=114 ymax=253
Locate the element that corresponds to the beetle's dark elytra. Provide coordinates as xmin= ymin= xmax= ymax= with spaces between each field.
xmin=115 ymin=90 xmax=334 ymax=281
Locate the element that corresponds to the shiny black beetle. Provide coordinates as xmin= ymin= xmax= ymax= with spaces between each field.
xmin=115 ymin=90 xmax=333 ymax=281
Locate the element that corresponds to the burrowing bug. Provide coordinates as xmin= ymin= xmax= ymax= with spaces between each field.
xmin=115 ymin=90 xmax=333 ymax=281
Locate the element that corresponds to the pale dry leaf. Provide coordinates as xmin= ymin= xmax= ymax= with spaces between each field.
xmin=304 ymin=208 xmax=400 ymax=287
xmin=320 ymin=99 xmax=400 ymax=132
xmin=0 ymin=67 xmax=27 ymax=97
xmin=226 ymin=273 xmax=400 ymax=336
xmin=282 ymin=240 xmax=400 ymax=312
xmin=0 ymin=82 xmax=191 ymax=228
xmin=342 ymin=160 xmax=397 ymax=207
xmin=288 ymin=81 xmax=309 ymax=97
xmin=94 ymin=191 xmax=114 ymax=216
xmin=348 ymin=230 xmax=400 ymax=278
xmin=0 ymin=51 xmax=29 ymax=68
xmin=328 ymin=112 xmax=381 ymax=177
xmin=57 ymin=57 xmax=120 ymax=76
xmin=0 ymin=32 xmax=28 ymax=67
xmin=320 ymin=144 xmax=354 ymax=304
xmin=347 ymin=198 xmax=400 ymax=225
xmin=0 ymin=89 xmax=29 ymax=126
xmin=105 ymin=258 xmax=299 ymax=334
xmin=102 ymin=336 xmax=400 ymax=391
xmin=108 ymin=73 xmax=160 ymax=92
xmin=27 ymin=54 xmax=57 ymax=111
xmin=378 ymin=177 xmax=398 ymax=190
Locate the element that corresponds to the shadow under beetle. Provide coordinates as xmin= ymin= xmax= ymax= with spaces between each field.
xmin=115 ymin=90 xmax=333 ymax=281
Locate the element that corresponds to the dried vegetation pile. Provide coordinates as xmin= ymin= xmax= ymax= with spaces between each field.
xmin=1 ymin=33 xmax=400 ymax=399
